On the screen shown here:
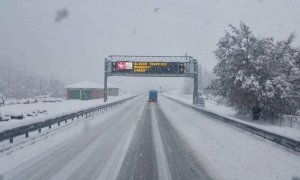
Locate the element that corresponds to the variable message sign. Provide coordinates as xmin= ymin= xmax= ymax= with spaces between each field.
xmin=111 ymin=61 xmax=184 ymax=74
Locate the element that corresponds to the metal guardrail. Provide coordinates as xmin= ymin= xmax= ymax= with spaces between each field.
xmin=0 ymin=96 xmax=138 ymax=143
xmin=163 ymin=95 xmax=300 ymax=153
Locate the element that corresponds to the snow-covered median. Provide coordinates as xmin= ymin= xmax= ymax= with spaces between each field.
xmin=0 ymin=95 xmax=134 ymax=133
xmin=163 ymin=92 xmax=300 ymax=141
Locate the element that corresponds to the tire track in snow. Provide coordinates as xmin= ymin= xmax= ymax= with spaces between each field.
xmin=150 ymin=103 xmax=172 ymax=180
xmin=154 ymin=102 xmax=212 ymax=180
xmin=117 ymin=102 xmax=159 ymax=180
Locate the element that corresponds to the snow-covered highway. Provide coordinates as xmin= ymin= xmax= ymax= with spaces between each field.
xmin=0 ymin=95 xmax=299 ymax=180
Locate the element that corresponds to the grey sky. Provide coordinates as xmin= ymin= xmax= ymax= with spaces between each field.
xmin=0 ymin=0 xmax=299 ymax=91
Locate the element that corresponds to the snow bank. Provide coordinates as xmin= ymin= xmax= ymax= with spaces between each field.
xmin=0 ymin=94 xmax=134 ymax=133
xmin=163 ymin=92 xmax=300 ymax=141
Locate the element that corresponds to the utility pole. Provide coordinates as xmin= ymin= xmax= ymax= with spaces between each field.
xmin=104 ymin=59 xmax=108 ymax=102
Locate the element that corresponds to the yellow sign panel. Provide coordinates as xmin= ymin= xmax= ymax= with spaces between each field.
xmin=133 ymin=62 xmax=169 ymax=73
xmin=112 ymin=61 xmax=184 ymax=74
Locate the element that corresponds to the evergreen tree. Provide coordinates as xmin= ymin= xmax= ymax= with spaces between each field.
xmin=208 ymin=22 xmax=299 ymax=119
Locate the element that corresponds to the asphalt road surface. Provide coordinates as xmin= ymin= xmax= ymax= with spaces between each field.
xmin=1 ymin=96 xmax=211 ymax=180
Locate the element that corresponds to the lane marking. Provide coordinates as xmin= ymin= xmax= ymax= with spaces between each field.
xmin=150 ymin=103 xmax=172 ymax=180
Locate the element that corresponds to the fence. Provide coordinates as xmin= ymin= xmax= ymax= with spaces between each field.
xmin=278 ymin=115 xmax=300 ymax=128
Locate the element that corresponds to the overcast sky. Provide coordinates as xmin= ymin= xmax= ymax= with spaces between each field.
xmin=0 ymin=0 xmax=300 ymax=91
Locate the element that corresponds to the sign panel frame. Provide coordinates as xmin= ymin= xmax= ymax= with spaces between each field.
xmin=104 ymin=55 xmax=199 ymax=104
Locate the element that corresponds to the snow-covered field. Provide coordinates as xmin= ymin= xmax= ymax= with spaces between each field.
xmin=163 ymin=91 xmax=300 ymax=141
xmin=0 ymin=94 xmax=134 ymax=133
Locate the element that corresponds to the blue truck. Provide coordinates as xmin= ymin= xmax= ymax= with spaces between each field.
xmin=148 ymin=90 xmax=158 ymax=102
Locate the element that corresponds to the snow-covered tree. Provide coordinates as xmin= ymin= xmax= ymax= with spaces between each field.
xmin=0 ymin=62 xmax=65 ymax=99
xmin=208 ymin=22 xmax=300 ymax=119
xmin=296 ymin=52 xmax=300 ymax=68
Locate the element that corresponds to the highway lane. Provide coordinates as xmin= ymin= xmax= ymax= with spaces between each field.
xmin=117 ymin=102 xmax=211 ymax=180
xmin=117 ymin=100 xmax=159 ymax=180
xmin=154 ymin=103 xmax=211 ymax=180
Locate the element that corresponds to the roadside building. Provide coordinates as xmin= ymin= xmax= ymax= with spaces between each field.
xmin=65 ymin=81 xmax=119 ymax=100
xmin=65 ymin=82 xmax=103 ymax=100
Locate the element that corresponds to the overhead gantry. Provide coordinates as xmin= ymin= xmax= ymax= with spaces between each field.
xmin=104 ymin=55 xmax=200 ymax=105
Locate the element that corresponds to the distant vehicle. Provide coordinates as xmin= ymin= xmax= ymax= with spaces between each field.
xmin=149 ymin=90 xmax=158 ymax=102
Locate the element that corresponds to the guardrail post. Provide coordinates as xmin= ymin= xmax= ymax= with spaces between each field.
xmin=10 ymin=137 xmax=13 ymax=143
xmin=290 ymin=116 xmax=293 ymax=128
xmin=25 ymin=132 xmax=29 ymax=138
xmin=39 ymin=128 xmax=41 ymax=133
xmin=65 ymin=119 xmax=67 ymax=123
xmin=49 ymin=124 xmax=51 ymax=129
xmin=58 ymin=121 xmax=60 ymax=126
